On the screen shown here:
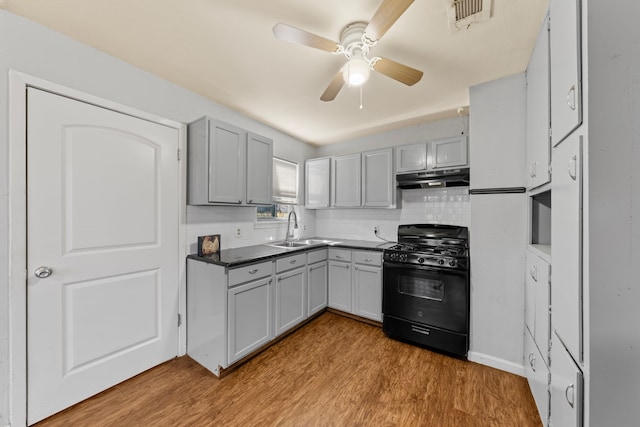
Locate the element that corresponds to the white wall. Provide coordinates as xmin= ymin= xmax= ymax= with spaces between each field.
xmin=0 ymin=10 xmax=315 ymax=425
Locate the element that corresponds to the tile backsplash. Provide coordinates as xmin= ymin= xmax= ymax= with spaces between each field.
xmin=315 ymin=188 xmax=470 ymax=241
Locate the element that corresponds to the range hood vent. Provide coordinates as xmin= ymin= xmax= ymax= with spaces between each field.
xmin=396 ymin=168 xmax=470 ymax=190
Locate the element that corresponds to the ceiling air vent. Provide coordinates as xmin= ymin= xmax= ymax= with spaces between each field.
xmin=447 ymin=0 xmax=492 ymax=32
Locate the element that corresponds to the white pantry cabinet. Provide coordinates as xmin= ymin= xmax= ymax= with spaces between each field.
xmin=187 ymin=116 xmax=273 ymax=206
xmin=551 ymin=133 xmax=582 ymax=362
xmin=526 ymin=15 xmax=551 ymax=189
xmin=332 ymin=153 xmax=361 ymax=207
xmin=550 ymin=333 xmax=583 ymax=427
xmin=274 ymin=253 xmax=307 ymax=337
xmin=307 ymin=249 xmax=328 ymax=316
xmin=524 ymin=328 xmax=550 ymax=426
xmin=305 ymin=157 xmax=331 ymax=208
xmin=549 ymin=0 xmax=582 ymax=146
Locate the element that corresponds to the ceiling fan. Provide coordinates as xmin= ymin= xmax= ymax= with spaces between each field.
xmin=273 ymin=0 xmax=424 ymax=102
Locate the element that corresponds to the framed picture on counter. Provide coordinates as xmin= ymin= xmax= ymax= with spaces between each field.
xmin=198 ymin=234 xmax=220 ymax=256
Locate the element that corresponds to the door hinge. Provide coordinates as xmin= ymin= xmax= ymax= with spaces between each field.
xmin=177 ymin=149 xmax=182 ymax=161
xmin=178 ymin=313 xmax=182 ymax=327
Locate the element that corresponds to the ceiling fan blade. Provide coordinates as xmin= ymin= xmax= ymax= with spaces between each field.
xmin=320 ymin=70 xmax=346 ymax=102
xmin=373 ymin=57 xmax=423 ymax=86
xmin=273 ymin=23 xmax=340 ymax=53
xmin=365 ymin=0 xmax=415 ymax=42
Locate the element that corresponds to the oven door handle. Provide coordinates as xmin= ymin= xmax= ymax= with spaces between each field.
xmin=383 ymin=261 xmax=468 ymax=277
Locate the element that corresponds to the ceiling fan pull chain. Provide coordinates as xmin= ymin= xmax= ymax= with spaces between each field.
xmin=360 ymin=85 xmax=364 ymax=110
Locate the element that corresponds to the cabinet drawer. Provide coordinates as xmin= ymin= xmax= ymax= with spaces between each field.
xmin=228 ymin=260 xmax=272 ymax=286
xmin=276 ymin=253 xmax=307 ymax=273
xmin=353 ymin=251 xmax=382 ymax=267
xmin=329 ymin=248 xmax=352 ymax=262
xmin=307 ymin=248 xmax=328 ymax=264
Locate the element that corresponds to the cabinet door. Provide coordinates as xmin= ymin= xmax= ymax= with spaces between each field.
xmin=550 ymin=0 xmax=582 ymax=146
xmin=305 ymin=158 xmax=331 ymax=208
xmin=526 ymin=16 xmax=551 ymax=189
xmin=524 ymin=329 xmax=550 ymax=426
xmin=551 ymin=133 xmax=582 ymax=362
xmin=328 ymin=260 xmax=351 ymax=312
xmin=308 ymin=261 xmax=328 ymax=316
xmin=275 ymin=267 xmax=306 ymax=336
xmin=524 ymin=253 xmax=537 ymax=337
xmin=395 ymin=143 xmax=427 ymax=173
xmin=246 ymin=132 xmax=273 ymax=205
xmin=430 ymin=136 xmax=468 ymax=170
xmin=208 ymin=119 xmax=245 ymax=204
xmin=362 ymin=148 xmax=394 ymax=207
xmin=353 ymin=264 xmax=382 ymax=321
xmin=550 ymin=333 xmax=583 ymax=427
xmin=332 ymin=153 xmax=361 ymax=207
xmin=228 ymin=277 xmax=272 ymax=364
xmin=534 ymin=257 xmax=551 ymax=364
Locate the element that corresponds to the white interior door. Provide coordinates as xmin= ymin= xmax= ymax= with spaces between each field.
xmin=26 ymin=88 xmax=179 ymax=424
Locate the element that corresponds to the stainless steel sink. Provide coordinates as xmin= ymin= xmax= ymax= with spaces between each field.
xmin=266 ymin=239 xmax=341 ymax=249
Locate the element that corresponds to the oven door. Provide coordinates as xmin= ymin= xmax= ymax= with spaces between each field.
xmin=383 ymin=262 xmax=469 ymax=333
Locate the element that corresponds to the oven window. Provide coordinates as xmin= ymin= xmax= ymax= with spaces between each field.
xmin=398 ymin=275 xmax=444 ymax=301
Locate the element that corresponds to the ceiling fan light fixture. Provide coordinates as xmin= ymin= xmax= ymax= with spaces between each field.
xmin=343 ymin=57 xmax=370 ymax=86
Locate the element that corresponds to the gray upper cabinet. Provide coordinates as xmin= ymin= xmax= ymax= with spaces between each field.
xmin=187 ymin=116 xmax=272 ymax=206
xmin=431 ymin=136 xmax=468 ymax=170
xmin=305 ymin=157 xmax=331 ymax=209
xmin=332 ymin=153 xmax=361 ymax=207
xmin=362 ymin=148 xmax=395 ymax=208
xmin=550 ymin=0 xmax=582 ymax=146
xmin=246 ymin=132 xmax=273 ymax=205
xmin=395 ymin=143 xmax=427 ymax=173
xmin=526 ymin=15 xmax=551 ymax=189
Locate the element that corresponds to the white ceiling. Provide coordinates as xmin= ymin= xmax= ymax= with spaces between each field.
xmin=2 ymin=0 xmax=548 ymax=145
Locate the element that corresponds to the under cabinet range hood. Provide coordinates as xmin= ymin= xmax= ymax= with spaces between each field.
xmin=396 ymin=168 xmax=470 ymax=189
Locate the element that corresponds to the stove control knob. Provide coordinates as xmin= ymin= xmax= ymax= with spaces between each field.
xmin=449 ymin=259 xmax=457 ymax=267
xmin=418 ymin=257 xmax=425 ymax=264
xmin=401 ymin=254 xmax=408 ymax=262
xmin=437 ymin=259 xmax=445 ymax=266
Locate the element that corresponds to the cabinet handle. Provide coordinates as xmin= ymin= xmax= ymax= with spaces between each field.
xmin=238 ymin=200 xmax=242 ymax=204
xmin=354 ymin=266 xmax=359 ymax=271
xmin=363 ymin=258 xmax=372 ymax=262
xmin=335 ymin=255 xmax=343 ymax=259
xmin=529 ymin=163 xmax=536 ymax=178
xmin=566 ymin=85 xmax=576 ymax=110
xmin=529 ymin=353 xmax=536 ymax=372
xmin=248 ymin=199 xmax=253 ymax=203
xmin=289 ymin=259 xmax=297 ymax=264
xmin=334 ymin=263 xmax=349 ymax=269
xmin=565 ymin=383 xmax=575 ymax=408
xmin=568 ymin=155 xmax=577 ymax=181
xmin=248 ymin=269 xmax=259 ymax=274
xmin=530 ymin=266 xmax=538 ymax=282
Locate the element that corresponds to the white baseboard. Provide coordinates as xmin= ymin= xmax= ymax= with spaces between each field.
xmin=468 ymin=351 xmax=525 ymax=377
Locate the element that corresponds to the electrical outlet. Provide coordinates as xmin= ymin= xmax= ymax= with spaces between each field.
xmin=303 ymin=224 xmax=307 ymax=231
xmin=374 ymin=226 xmax=379 ymax=234
xmin=236 ymin=227 xmax=242 ymax=238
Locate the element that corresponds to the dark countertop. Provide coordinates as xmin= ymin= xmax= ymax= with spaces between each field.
xmin=187 ymin=237 xmax=395 ymax=268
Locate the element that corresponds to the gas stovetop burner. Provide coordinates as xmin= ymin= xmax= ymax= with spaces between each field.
xmin=384 ymin=224 xmax=469 ymax=270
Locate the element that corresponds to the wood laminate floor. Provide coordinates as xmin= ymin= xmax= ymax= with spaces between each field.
xmin=36 ymin=312 xmax=541 ymax=427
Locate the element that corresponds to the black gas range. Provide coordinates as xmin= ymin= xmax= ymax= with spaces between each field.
xmin=382 ymin=224 xmax=470 ymax=358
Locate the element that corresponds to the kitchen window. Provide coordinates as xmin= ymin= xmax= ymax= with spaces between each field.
xmin=257 ymin=157 xmax=298 ymax=222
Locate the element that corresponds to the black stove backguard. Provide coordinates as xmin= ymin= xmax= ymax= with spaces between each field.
xmin=382 ymin=224 xmax=470 ymax=358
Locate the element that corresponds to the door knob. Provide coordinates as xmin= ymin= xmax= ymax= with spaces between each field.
xmin=34 ymin=266 xmax=52 ymax=279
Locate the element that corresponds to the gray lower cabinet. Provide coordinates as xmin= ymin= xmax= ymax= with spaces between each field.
xmin=275 ymin=253 xmax=307 ymax=337
xmin=307 ymin=249 xmax=328 ymax=316
xmin=328 ymin=248 xmax=352 ymax=312
xmin=228 ymin=275 xmax=273 ymax=364
xmin=352 ymin=251 xmax=382 ymax=322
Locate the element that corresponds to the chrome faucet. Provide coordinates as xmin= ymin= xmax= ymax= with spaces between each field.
xmin=286 ymin=211 xmax=298 ymax=242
